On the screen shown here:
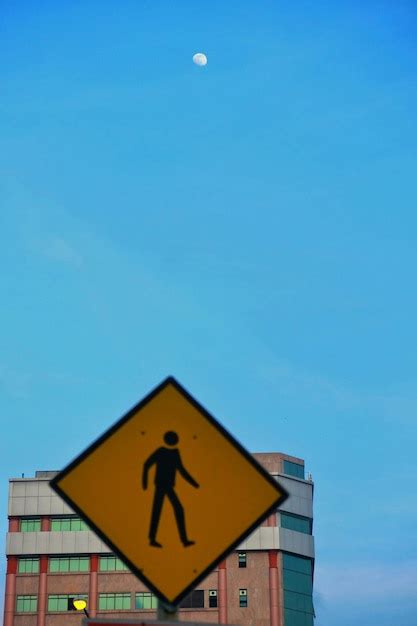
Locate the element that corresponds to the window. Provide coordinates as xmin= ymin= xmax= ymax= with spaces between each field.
xmin=18 ymin=558 xmax=40 ymax=574
xmin=99 ymin=556 xmax=129 ymax=571
xmin=16 ymin=596 xmax=37 ymax=613
xmin=209 ymin=590 xmax=218 ymax=608
xmin=49 ymin=556 xmax=89 ymax=573
xmin=283 ymin=554 xmax=314 ymax=626
xmin=135 ymin=592 xmax=157 ymax=610
xmin=280 ymin=512 xmax=312 ymax=535
xmin=238 ymin=552 xmax=247 ymax=568
xmin=179 ymin=590 xmax=204 ymax=608
xmin=239 ymin=589 xmax=247 ymax=608
xmin=20 ymin=519 xmax=41 ymax=532
xmin=50 ymin=517 xmax=89 ymax=531
xmin=48 ymin=595 xmax=88 ymax=612
xmin=283 ymin=461 xmax=305 ymax=479
xmin=99 ymin=593 xmax=131 ymax=611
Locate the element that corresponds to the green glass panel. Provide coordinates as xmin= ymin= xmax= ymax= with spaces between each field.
xmin=69 ymin=558 xmax=78 ymax=572
xmin=80 ymin=557 xmax=89 ymax=572
xmin=50 ymin=520 xmax=60 ymax=531
xmin=16 ymin=597 xmax=23 ymax=612
xmin=49 ymin=559 xmax=59 ymax=572
xmin=19 ymin=559 xmax=39 ymax=573
xmin=283 ymin=571 xmax=312 ymax=595
xmin=283 ymin=461 xmax=305 ymax=479
xmin=48 ymin=596 xmax=58 ymax=611
xmin=21 ymin=519 xmax=41 ymax=532
xmin=99 ymin=557 xmax=108 ymax=571
xmin=99 ymin=596 xmax=107 ymax=610
xmin=57 ymin=597 xmax=67 ymax=611
xmin=123 ymin=595 xmax=131 ymax=609
xmin=136 ymin=595 xmax=144 ymax=609
xmin=60 ymin=558 xmax=69 ymax=572
xmin=61 ymin=520 xmax=71 ymax=531
xmin=30 ymin=597 xmax=37 ymax=611
xmin=284 ymin=608 xmax=314 ymax=626
xmin=284 ymin=590 xmax=314 ymax=614
xmin=283 ymin=554 xmax=312 ymax=575
xmin=281 ymin=513 xmax=311 ymax=534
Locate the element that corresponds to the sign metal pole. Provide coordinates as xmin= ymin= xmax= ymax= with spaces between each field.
xmin=157 ymin=599 xmax=178 ymax=622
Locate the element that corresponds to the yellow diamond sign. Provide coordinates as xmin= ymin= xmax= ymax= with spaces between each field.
xmin=51 ymin=377 xmax=288 ymax=606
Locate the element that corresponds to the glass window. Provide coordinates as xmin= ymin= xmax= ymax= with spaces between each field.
xmin=284 ymin=608 xmax=314 ymax=626
xmin=16 ymin=596 xmax=37 ymax=612
xmin=280 ymin=513 xmax=312 ymax=535
xmin=283 ymin=554 xmax=312 ymax=575
xmin=50 ymin=517 xmax=89 ymax=531
xmin=18 ymin=558 xmax=40 ymax=574
xmin=20 ymin=519 xmax=41 ymax=532
xmin=284 ymin=591 xmax=314 ymax=614
xmin=99 ymin=593 xmax=131 ymax=611
xmin=49 ymin=556 xmax=89 ymax=573
xmin=283 ymin=554 xmax=314 ymax=626
xmin=283 ymin=460 xmax=305 ymax=479
xmin=99 ymin=556 xmax=129 ymax=571
xmin=239 ymin=589 xmax=247 ymax=608
xmin=47 ymin=595 xmax=87 ymax=612
xmin=209 ymin=590 xmax=218 ymax=608
xmin=135 ymin=592 xmax=158 ymax=610
xmin=284 ymin=570 xmax=313 ymax=595
xmin=238 ymin=552 xmax=247 ymax=568
xmin=180 ymin=590 xmax=204 ymax=609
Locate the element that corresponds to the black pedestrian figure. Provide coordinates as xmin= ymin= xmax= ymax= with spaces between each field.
xmin=142 ymin=431 xmax=199 ymax=548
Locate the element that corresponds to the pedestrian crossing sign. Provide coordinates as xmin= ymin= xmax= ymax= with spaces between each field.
xmin=50 ymin=377 xmax=288 ymax=606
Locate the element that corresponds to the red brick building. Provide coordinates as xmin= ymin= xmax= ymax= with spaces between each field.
xmin=3 ymin=453 xmax=314 ymax=626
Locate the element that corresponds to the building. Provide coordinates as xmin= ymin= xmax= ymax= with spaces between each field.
xmin=3 ymin=453 xmax=314 ymax=626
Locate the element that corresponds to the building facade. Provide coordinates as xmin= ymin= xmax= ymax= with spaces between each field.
xmin=3 ymin=453 xmax=314 ymax=626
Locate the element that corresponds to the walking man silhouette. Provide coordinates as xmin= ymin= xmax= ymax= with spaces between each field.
xmin=142 ymin=431 xmax=199 ymax=548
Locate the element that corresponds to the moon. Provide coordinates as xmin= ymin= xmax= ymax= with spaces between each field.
xmin=193 ymin=52 xmax=207 ymax=67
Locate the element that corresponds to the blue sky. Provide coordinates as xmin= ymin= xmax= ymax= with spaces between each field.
xmin=1 ymin=1 xmax=417 ymax=624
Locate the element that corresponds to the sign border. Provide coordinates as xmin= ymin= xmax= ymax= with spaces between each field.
xmin=50 ymin=376 xmax=289 ymax=606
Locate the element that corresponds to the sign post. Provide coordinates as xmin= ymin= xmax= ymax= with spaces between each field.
xmin=51 ymin=376 xmax=288 ymax=610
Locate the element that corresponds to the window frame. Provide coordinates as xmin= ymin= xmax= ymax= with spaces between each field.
xmin=47 ymin=594 xmax=88 ymax=613
xmin=238 ymin=552 xmax=247 ymax=568
xmin=16 ymin=595 xmax=38 ymax=613
xmin=49 ymin=556 xmax=90 ymax=573
xmin=280 ymin=512 xmax=312 ymax=535
xmin=208 ymin=590 xmax=218 ymax=608
xmin=179 ymin=589 xmax=205 ymax=609
xmin=282 ymin=460 xmax=305 ymax=479
xmin=99 ymin=556 xmax=129 ymax=572
xmin=50 ymin=517 xmax=89 ymax=531
xmin=98 ymin=593 xmax=131 ymax=611
xmin=20 ymin=519 xmax=41 ymax=532
xmin=239 ymin=589 xmax=248 ymax=608
xmin=135 ymin=592 xmax=158 ymax=610
xmin=18 ymin=558 xmax=40 ymax=574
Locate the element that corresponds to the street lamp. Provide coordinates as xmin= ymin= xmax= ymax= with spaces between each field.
xmin=70 ymin=598 xmax=90 ymax=618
